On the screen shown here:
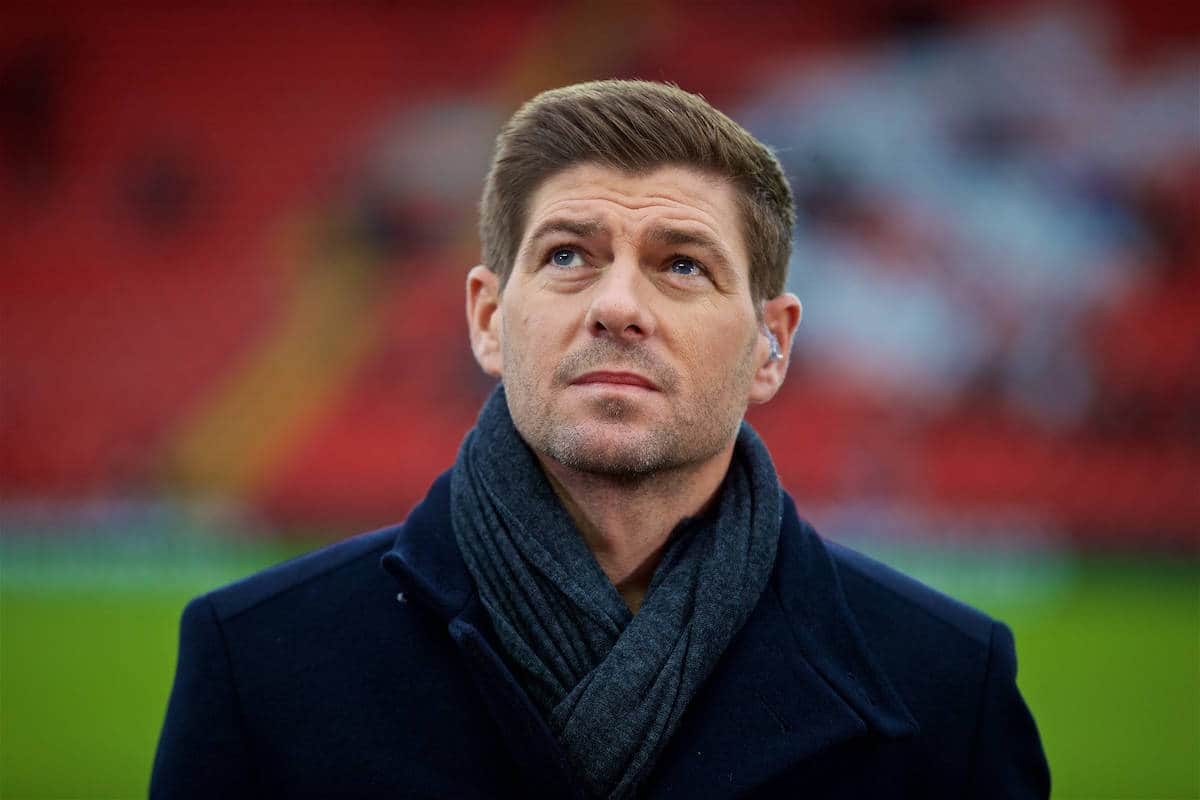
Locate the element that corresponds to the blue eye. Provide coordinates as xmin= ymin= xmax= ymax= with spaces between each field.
xmin=550 ymin=248 xmax=583 ymax=268
xmin=670 ymin=257 xmax=701 ymax=276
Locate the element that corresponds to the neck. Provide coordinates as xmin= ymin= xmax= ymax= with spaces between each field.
xmin=536 ymin=444 xmax=735 ymax=613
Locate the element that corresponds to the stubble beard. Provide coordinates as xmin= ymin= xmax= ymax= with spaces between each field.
xmin=502 ymin=334 xmax=758 ymax=479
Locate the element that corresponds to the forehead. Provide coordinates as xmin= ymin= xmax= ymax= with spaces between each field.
xmin=522 ymin=163 xmax=747 ymax=262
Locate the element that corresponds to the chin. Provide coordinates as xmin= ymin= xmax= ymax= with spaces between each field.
xmin=542 ymin=422 xmax=677 ymax=477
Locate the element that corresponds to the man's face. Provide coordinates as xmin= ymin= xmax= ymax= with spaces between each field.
xmin=472 ymin=163 xmax=784 ymax=477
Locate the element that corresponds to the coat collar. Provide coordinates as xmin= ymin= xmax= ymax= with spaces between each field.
xmin=380 ymin=470 xmax=472 ymax=621
xmin=381 ymin=470 xmax=918 ymax=795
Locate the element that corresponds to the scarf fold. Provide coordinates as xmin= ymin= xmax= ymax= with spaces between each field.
xmin=451 ymin=386 xmax=782 ymax=799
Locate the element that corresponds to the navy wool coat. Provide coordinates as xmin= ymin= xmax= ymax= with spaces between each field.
xmin=152 ymin=471 xmax=1050 ymax=798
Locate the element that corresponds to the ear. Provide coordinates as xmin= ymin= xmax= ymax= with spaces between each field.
xmin=748 ymin=292 xmax=802 ymax=404
xmin=466 ymin=265 xmax=503 ymax=377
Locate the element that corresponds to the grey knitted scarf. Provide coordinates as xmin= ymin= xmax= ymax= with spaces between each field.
xmin=451 ymin=386 xmax=782 ymax=799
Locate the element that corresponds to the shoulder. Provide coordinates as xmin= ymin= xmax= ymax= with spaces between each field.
xmin=823 ymin=538 xmax=995 ymax=649
xmin=199 ymin=526 xmax=400 ymax=624
xmin=777 ymin=520 xmax=1050 ymax=794
xmin=774 ymin=497 xmax=997 ymax=659
xmin=174 ymin=518 xmax=458 ymax=707
xmin=813 ymin=532 xmax=1002 ymax=699
xmin=182 ymin=471 xmax=459 ymax=655
xmin=819 ymin=540 xmax=1050 ymax=796
xmin=774 ymin=502 xmax=1003 ymax=732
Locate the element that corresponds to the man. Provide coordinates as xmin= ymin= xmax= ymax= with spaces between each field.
xmin=153 ymin=80 xmax=1049 ymax=799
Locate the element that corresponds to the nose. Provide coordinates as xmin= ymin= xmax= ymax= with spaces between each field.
xmin=583 ymin=260 xmax=656 ymax=342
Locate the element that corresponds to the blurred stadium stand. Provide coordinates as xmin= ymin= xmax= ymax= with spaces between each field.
xmin=1 ymin=0 xmax=1196 ymax=550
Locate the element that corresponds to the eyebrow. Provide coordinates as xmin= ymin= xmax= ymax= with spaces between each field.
xmin=645 ymin=226 xmax=735 ymax=273
xmin=521 ymin=218 xmax=608 ymax=260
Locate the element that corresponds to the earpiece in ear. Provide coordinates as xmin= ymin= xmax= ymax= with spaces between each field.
xmin=764 ymin=327 xmax=782 ymax=362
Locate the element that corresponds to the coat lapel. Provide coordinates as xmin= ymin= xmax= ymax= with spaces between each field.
xmin=381 ymin=471 xmax=583 ymax=799
xmin=647 ymin=493 xmax=918 ymax=796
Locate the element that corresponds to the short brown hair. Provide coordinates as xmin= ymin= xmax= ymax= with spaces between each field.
xmin=479 ymin=80 xmax=794 ymax=305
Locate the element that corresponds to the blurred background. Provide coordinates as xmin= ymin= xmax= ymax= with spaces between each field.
xmin=1 ymin=1 xmax=1197 ymax=797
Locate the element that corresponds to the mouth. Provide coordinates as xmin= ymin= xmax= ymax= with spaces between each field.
xmin=571 ymin=370 xmax=660 ymax=392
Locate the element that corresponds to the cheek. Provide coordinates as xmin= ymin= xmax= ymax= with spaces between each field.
xmin=518 ymin=299 xmax=583 ymax=347
xmin=502 ymin=311 xmax=558 ymax=380
xmin=688 ymin=313 xmax=755 ymax=361
xmin=697 ymin=319 xmax=759 ymax=388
